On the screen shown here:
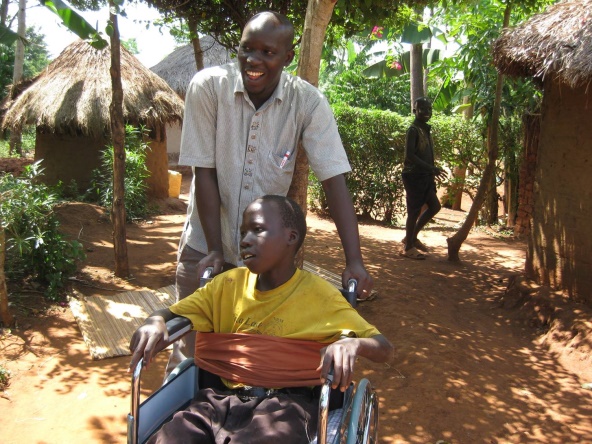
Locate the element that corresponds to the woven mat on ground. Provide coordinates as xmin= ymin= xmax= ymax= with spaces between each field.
xmin=69 ymin=285 xmax=176 ymax=360
xmin=70 ymin=262 xmax=369 ymax=360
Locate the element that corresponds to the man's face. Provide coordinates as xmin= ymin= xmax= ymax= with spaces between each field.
xmin=239 ymin=200 xmax=295 ymax=275
xmin=414 ymin=101 xmax=432 ymax=123
xmin=237 ymin=18 xmax=295 ymax=107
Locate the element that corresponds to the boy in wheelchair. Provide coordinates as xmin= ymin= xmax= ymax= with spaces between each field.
xmin=128 ymin=195 xmax=394 ymax=443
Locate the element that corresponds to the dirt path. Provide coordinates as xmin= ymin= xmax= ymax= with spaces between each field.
xmin=1 ymin=178 xmax=592 ymax=443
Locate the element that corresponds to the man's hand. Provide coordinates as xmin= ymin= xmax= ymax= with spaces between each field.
xmin=317 ymin=338 xmax=360 ymax=392
xmin=197 ymin=250 xmax=226 ymax=278
xmin=128 ymin=316 xmax=168 ymax=373
xmin=342 ymin=261 xmax=374 ymax=300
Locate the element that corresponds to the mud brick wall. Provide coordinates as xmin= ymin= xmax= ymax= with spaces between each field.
xmin=35 ymin=124 xmax=169 ymax=199
xmin=526 ymin=81 xmax=592 ymax=305
xmin=514 ymin=114 xmax=540 ymax=237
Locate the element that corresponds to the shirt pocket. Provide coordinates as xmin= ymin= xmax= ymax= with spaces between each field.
xmin=267 ymin=118 xmax=298 ymax=165
xmin=262 ymin=121 xmax=299 ymax=193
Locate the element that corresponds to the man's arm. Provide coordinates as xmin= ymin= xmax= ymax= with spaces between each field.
xmin=194 ymin=167 xmax=226 ymax=276
xmin=128 ymin=308 xmax=181 ymax=372
xmin=321 ymin=174 xmax=373 ymax=298
xmin=317 ymin=334 xmax=394 ymax=391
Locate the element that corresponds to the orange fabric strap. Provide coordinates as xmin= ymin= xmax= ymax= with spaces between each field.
xmin=194 ymin=332 xmax=326 ymax=388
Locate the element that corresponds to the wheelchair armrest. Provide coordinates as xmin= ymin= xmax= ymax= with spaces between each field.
xmin=166 ymin=316 xmax=193 ymax=344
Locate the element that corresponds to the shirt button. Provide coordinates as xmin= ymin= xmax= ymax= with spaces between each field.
xmin=255 ymin=112 xmax=260 ymax=116
xmin=244 ymin=185 xmax=250 ymax=190
xmin=247 ymin=159 xmax=253 ymax=164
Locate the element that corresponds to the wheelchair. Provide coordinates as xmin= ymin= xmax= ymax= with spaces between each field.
xmin=127 ymin=271 xmax=379 ymax=444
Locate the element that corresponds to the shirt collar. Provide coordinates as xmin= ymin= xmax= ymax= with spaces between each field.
xmin=234 ymin=67 xmax=287 ymax=107
xmin=413 ymin=119 xmax=431 ymax=131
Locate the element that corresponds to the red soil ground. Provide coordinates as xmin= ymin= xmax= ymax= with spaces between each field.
xmin=1 ymin=164 xmax=592 ymax=443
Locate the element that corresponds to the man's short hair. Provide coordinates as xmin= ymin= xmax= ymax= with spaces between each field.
xmin=260 ymin=195 xmax=306 ymax=251
xmin=246 ymin=11 xmax=295 ymax=48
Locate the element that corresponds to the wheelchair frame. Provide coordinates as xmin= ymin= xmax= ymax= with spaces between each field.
xmin=127 ymin=274 xmax=379 ymax=444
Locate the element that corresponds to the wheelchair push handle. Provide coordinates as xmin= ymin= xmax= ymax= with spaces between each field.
xmin=345 ymin=279 xmax=358 ymax=308
xmin=199 ymin=267 xmax=214 ymax=287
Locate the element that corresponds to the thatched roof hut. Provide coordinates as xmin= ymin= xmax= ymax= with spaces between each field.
xmin=150 ymin=36 xmax=231 ymax=165
xmin=150 ymin=35 xmax=232 ymax=99
xmin=492 ymin=0 xmax=592 ymax=89
xmin=492 ymin=0 xmax=592 ymax=304
xmin=1 ymin=39 xmax=184 ymax=197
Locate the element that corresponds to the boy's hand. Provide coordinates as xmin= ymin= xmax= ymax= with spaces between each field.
xmin=317 ymin=338 xmax=360 ymax=392
xmin=128 ymin=317 xmax=168 ymax=372
xmin=433 ymin=167 xmax=447 ymax=179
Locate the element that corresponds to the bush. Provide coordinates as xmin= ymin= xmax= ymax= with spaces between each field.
xmin=0 ymin=162 xmax=85 ymax=300
xmin=308 ymin=105 xmax=484 ymax=225
xmin=0 ymin=126 xmax=36 ymax=158
xmin=85 ymin=125 xmax=152 ymax=221
xmin=0 ymin=364 xmax=10 ymax=391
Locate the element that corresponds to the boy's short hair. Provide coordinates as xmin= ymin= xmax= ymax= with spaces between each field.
xmin=414 ymin=97 xmax=432 ymax=107
xmin=260 ymin=195 xmax=306 ymax=251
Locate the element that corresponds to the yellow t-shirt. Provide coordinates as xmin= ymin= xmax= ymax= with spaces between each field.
xmin=170 ymin=267 xmax=380 ymax=342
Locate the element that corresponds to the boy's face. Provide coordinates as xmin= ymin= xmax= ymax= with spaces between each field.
xmin=414 ymin=101 xmax=432 ymax=123
xmin=238 ymin=17 xmax=295 ymax=106
xmin=239 ymin=200 xmax=297 ymax=275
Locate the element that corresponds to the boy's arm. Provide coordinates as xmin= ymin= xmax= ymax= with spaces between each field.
xmin=128 ymin=308 xmax=182 ymax=372
xmin=317 ymin=334 xmax=394 ymax=392
xmin=321 ymin=174 xmax=373 ymax=299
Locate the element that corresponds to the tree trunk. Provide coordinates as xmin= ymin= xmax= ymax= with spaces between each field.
xmin=504 ymin=148 xmax=517 ymax=228
xmin=447 ymin=2 xmax=511 ymax=262
xmin=188 ymin=17 xmax=204 ymax=71
xmin=409 ymin=43 xmax=424 ymax=110
xmin=109 ymin=5 xmax=129 ymax=277
xmin=9 ymin=0 xmax=25 ymax=156
xmin=290 ymin=0 xmax=336 ymax=267
xmin=441 ymin=96 xmax=473 ymax=211
xmin=440 ymin=165 xmax=466 ymax=210
xmin=484 ymin=163 xmax=498 ymax=225
xmin=0 ymin=0 xmax=9 ymax=25
xmin=0 ymin=228 xmax=14 ymax=327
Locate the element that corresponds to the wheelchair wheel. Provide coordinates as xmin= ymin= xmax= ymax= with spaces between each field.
xmin=343 ymin=378 xmax=379 ymax=444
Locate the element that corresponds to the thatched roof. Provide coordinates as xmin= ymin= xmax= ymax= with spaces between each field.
xmin=492 ymin=0 xmax=592 ymax=89
xmin=151 ymin=35 xmax=232 ymax=97
xmin=1 ymin=39 xmax=184 ymax=137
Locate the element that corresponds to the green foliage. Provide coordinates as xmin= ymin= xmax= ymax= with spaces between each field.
xmin=121 ymin=38 xmax=139 ymax=54
xmin=0 ymin=364 xmax=10 ymax=391
xmin=0 ymin=126 xmax=36 ymax=157
xmin=85 ymin=125 xmax=152 ymax=221
xmin=39 ymin=0 xmax=107 ymax=49
xmin=309 ymin=105 xmax=485 ymax=225
xmin=322 ymin=66 xmax=411 ymax=115
xmin=309 ymin=105 xmax=409 ymax=224
xmin=0 ymin=27 xmax=50 ymax=101
xmin=0 ymin=162 xmax=85 ymax=300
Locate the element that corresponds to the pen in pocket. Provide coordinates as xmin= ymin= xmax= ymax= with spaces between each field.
xmin=279 ymin=150 xmax=291 ymax=169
